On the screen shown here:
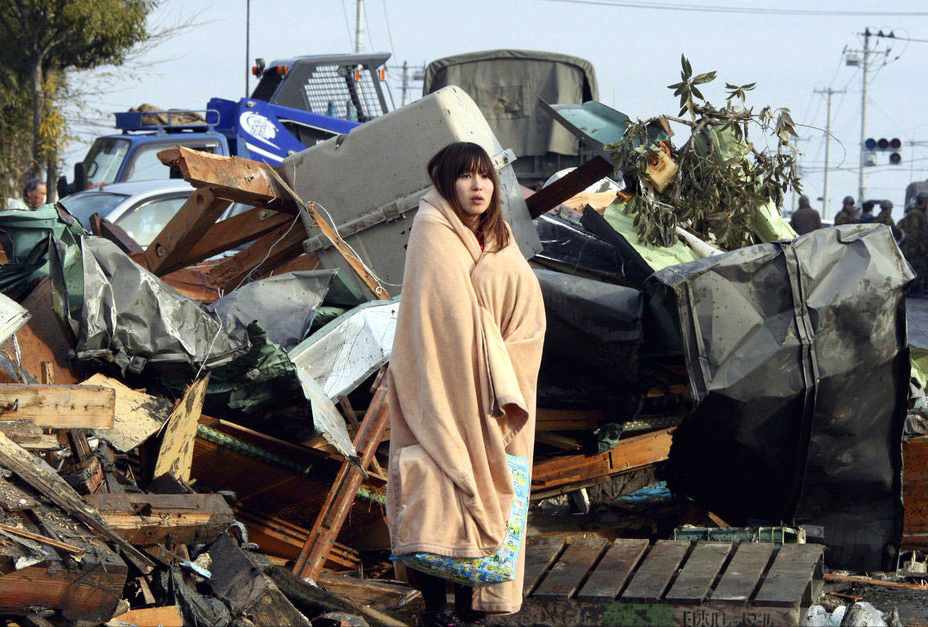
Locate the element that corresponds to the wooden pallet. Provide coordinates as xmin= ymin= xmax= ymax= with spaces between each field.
xmin=494 ymin=537 xmax=823 ymax=627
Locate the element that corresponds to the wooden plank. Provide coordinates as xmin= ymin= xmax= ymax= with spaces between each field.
xmin=136 ymin=188 xmax=231 ymax=276
xmin=525 ymin=156 xmax=614 ymax=219
xmin=522 ymin=535 xmax=568 ymax=597
xmin=534 ymin=537 xmax=609 ymax=599
xmin=114 ymin=606 xmax=184 ymax=627
xmin=621 ymin=540 xmax=690 ymax=602
xmin=535 ymin=408 xmax=604 ymax=432
xmin=83 ymin=373 xmax=173 ymax=452
xmin=153 ymin=375 xmax=209 ymax=482
xmin=184 ymin=206 xmax=294 ymax=265
xmin=0 ymin=431 xmax=154 ymax=573
xmin=710 ymin=542 xmax=775 ymax=604
xmin=85 ymin=492 xmax=234 ymax=546
xmin=207 ymin=219 xmax=308 ymax=292
xmin=754 ymin=544 xmax=824 ymax=607
xmin=577 ymin=538 xmax=649 ymax=600
xmin=904 ymin=436 xmax=928 ymax=536
xmin=157 ymin=145 xmax=299 ymax=213
xmin=664 ymin=541 xmax=731 ymax=604
xmin=0 ymin=384 xmax=114 ymax=429
xmin=0 ymin=521 xmax=83 ymax=554
xmin=293 ymin=373 xmax=391 ymax=581
xmin=532 ymin=428 xmax=673 ymax=498
xmin=263 ymin=165 xmax=391 ymax=298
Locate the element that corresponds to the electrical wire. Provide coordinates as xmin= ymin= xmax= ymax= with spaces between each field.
xmin=381 ymin=0 xmax=397 ymax=58
xmin=537 ymin=0 xmax=928 ymax=16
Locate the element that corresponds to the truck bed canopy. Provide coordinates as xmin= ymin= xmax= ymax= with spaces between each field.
xmin=424 ymin=49 xmax=598 ymax=158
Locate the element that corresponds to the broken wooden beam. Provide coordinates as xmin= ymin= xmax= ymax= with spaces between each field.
xmin=0 ymin=431 xmax=155 ymax=573
xmin=531 ymin=427 xmax=673 ymax=499
xmin=0 ymin=384 xmax=115 ymax=429
xmin=206 ymin=220 xmax=309 ymax=292
xmin=0 ymin=502 xmax=129 ymax=621
xmin=157 ymin=146 xmax=299 ymax=213
xmin=182 ymin=205 xmax=294 ymax=267
xmin=132 ymin=188 xmax=231 ymax=276
xmin=524 ymin=156 xmax=614 ymax=219
xmin=84 ymin=492 xmax=234 ymax=546
xmin=293 ymin=372 xmax=391 ymax=581
xmin=269 ymin=566 xmax=411 ymax=627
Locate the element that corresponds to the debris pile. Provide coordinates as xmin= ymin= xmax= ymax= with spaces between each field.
xmin=0 ymin=83 xmax=924 ymax=627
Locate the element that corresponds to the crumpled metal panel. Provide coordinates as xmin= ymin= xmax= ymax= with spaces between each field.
xmin=73 ymin=237 xmax=249 ymax=373
xmin=647 ymin=224 xmax=913 ymax=570
xmin=289 ymin=299 xmax=399 ymax=401
xmin=208 ymin=270 xmax=336 ymax=351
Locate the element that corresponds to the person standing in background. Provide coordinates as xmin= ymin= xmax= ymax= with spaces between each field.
xmin=875 ymin=200 xmax=901 ymax=240
xmin=834 ymin=196 xmax=858 ymax=225
xmin=4 ymin=178 xmax=46 ymax=211
xmin=790 ymin=195 xmax=822 ymax=235
xmin=899 ymin=193 xmax=928 ymax=295
xmin=859 ymin=200 xmax=876 ymax=223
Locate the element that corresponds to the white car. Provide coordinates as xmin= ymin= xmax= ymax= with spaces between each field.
xmin=59 ymin=179 xmax=250 ymax=249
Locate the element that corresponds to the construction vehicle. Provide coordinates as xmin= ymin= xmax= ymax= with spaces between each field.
xmin=58 ymin=53 xmax=392 ymax=199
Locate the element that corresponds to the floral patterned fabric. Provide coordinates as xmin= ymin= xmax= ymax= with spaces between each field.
xmin=391 ymin=455 xmax=529 ymax=586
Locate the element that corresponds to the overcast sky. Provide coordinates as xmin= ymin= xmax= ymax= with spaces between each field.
xmin=64 ymin=0 xmax=928 ymax=220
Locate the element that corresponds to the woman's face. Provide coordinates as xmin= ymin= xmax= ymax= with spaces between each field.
xmin=454 ymin=170 xmax=494 ymax=219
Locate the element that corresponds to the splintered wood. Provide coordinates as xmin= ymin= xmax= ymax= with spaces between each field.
xmin=154 ymin=375 xmax=210 ymax=483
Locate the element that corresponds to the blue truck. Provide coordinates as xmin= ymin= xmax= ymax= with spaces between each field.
xmin=58 ymin=53 xmax=392 ymax=198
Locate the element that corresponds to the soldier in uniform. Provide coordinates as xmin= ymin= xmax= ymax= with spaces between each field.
xmin=899 ymin=193 xmax=928 ymax=294
xmin=834 ymin=196 xmax=858 ymax=225
xmin=875 ymin=199 xmax=901 ymax=240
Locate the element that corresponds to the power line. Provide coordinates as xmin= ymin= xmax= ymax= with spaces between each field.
xmin=538 ymin=0 xmax=928 ymax=16
xmin=381 ymin=0 xmax=397 ymax=58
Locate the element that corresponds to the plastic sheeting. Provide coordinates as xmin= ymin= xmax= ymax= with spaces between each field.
xmin=208 ymin=270 xmax=336 ymax=351
xmin=534 ymin=269 xmax=643 ymax=414
xmin=533 ymin=213 xmax=626 ymax=283
xmin=646 ymin=224 xmax=912 ymax=570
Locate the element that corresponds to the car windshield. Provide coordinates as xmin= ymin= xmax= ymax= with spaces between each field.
xmin=83 ymin=138 xmax=131 ymax=187
xmin=59 ymin=192 xmax=130 ymax=230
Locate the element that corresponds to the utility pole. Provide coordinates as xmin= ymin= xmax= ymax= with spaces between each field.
xmin=355 ymin=0 xmax=364 ymax=54
xmin=245 ymin=0 xmax=251 ymax=97
xmin=401 ymin=61 xmax=409 ymax=106
xmin=858 ymin=28 xmax=870 ymax=205
xmin=814 ymin=87 xmax=845 ymax=220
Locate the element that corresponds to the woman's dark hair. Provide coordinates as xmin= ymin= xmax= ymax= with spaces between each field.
xmin=427 ymin=142 xmax=510 ymax=251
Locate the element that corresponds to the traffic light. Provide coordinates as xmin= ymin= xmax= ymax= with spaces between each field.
xmin=864 ymin=137 xmax=902 ymax=164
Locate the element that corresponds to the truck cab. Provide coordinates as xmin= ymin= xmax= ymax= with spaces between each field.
xmin=59 ymin=53 xmax=393 ymax=199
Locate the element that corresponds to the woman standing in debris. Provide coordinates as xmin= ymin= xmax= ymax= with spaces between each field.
xmin=386 ymin=142 xmax=546 ymax=627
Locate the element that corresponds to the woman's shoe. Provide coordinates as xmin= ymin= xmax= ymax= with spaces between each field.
xmin=418 ymin=608 xmax=466 ymax=627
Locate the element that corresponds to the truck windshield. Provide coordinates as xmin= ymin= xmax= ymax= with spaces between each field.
xmin=83 ymin=138 xmax=130 ymax=187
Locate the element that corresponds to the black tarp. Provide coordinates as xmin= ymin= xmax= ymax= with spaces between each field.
xmin=534 ymin=269 xmax=643 ymax=416
xmin=645 ymin=224 xmax=912 ymax=570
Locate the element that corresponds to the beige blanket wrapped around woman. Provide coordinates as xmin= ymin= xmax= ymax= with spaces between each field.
xmin=386 ymin=190 xmax=546 ymax=613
